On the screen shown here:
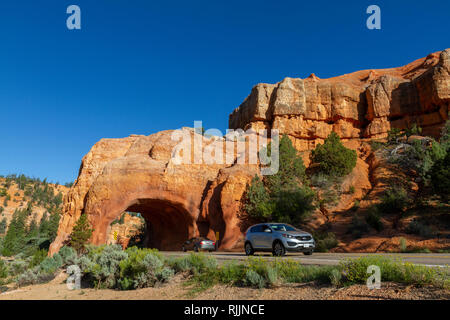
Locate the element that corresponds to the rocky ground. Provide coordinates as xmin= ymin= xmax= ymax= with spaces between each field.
xmin=0 ymin=272 xmax=448 ymax=300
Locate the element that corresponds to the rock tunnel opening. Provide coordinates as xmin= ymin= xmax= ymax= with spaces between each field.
xmin=124 ymin=198 xmax=194 ymax=251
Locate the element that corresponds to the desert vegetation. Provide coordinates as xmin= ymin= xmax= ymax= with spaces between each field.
xmin=1 ymin=245 xmax=448 ymax=295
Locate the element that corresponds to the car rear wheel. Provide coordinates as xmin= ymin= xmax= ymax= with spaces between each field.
xmin=303 ymin=250 xmax=313 ymax=255
xmin=272 ymin=241 xmax=286 ymax=257
xmin=244 ymin=242 xmax=254 ymax=256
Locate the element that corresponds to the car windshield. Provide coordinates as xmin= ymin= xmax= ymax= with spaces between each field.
xmin=269 ymin=224 xmax=297 ymax=232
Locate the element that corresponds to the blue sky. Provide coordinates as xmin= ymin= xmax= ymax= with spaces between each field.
xmin=0 ymin=0 xmax=448 ymax=184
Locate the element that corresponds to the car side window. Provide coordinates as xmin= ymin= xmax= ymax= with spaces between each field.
xmin=262 ymin=225 xmax=271 ymax=232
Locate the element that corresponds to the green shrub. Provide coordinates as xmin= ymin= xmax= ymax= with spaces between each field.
xmin=39 ymin=255 xmax=63 ymax=275
xmin=351 ymin=200 xmax=360 ymax=212
xmin=340 ymin=256 xmax=448 ymax=288
xmin=311 ymin=132 xmax=357 ymax=177
xmin=387 ymin=128 xmax=404 ymax=144
xmin=244 ymin=176 xmax=275 ymax=220
xmin=218 ymin=262 xmax=246 ymax=285
xmin=399 ymin=237 xmax=407 ymax=252
xmin=8 ymin=259 xmax=28 ymax=276
xmin=406 ymin=220 xmax=435 ymax=238
xmin=369 ymin=140 xmax=385 ymax=151
xmin=30 ymin=249 xmax=48 ymax=267
xmin=379 ymin=186 xmax=410 ymax=214
xmin=314 ymin=232 xmax=339 ymax=252
xmin=0 ymin=260 xmax=8 ymax=279
xmin=58 ymin=246 xmax=77 ymax=265
xmin=244 ymin=269 xmax=266 ymax=288
xmin=430 ymin=152 xmax=450 ymax=202
xmin=329 ymin=268 xmax=342 ymax=287
xmin=365 ymin=207 xmax=384 ymax=232
xmin=80 ymin=244 xmax=128 ymax=289
xmin=118 ymin=247 xmax=173 ymax=290
xmin=16 ymin=267 xmax=39 ymax=286
xmin=347 ymin=215 xmax=369 ymax=239
xmin=171 ymin=253 xmax=217 ymax=275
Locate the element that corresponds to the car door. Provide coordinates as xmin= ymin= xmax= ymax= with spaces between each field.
xmin=251 ymin=225 xmax=263 ymax=248
xmin=260 ymin=225 xmax=273 ymax=249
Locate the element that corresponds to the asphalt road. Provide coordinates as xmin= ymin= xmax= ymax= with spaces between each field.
xmin=160 ymin=251 xmax=450 ymax=267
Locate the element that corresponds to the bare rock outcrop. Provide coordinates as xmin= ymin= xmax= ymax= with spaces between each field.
xmin=230 ymin=49 xmax=450 ymax=150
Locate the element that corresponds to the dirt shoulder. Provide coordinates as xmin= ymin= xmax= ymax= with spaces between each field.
xmin=0 ymin=272 xmax=448 ymax=300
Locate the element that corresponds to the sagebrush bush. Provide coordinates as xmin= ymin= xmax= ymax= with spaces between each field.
xmin=39 ymin=255 xmax=63 ymax=275
xmin=16 ymin=266 xmax=56 ymax=287
xmin=170 ymin=253 xmax=218 ymax=275
xmin=118 ymin=247 xmax=173 ymax=290
xmin=58 ymin=246 xmax=77 ymax=265
xmin=244 ymin=269 xmax=266 ymax=288
xmin=8 ymin=259 xmax=28 ymax=276
xmin=329 ymin=268 xmax=342 ymax=287
xmin=80 ymin=244 xmax=128 ymax=289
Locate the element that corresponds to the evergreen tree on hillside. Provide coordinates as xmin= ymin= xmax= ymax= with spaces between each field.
xmin=27 ymin=216 xmax=39 ymax=239
xmin=431 ymin=152 xmax=450 ymax=203
xmin=245 ymin=135 xmax=315 ymax=225
xmin=0 ymin=218 xmax=7 ymax=234
xmin=264 ymin=135 xmax=306 ymax=191
xmin=1 ymin=209 xmax=27 ymax=256
xmin=69 ymin=214 xmax=93 ymax=253
xmin=311 ymin=132 xmax=357 ymax=177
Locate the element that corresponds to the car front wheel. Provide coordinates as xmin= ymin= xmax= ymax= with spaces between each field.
xmin=272 ymin=242 xmax=286 ymax=257
xmin=245 ymin=242 xmax=254 ymax=256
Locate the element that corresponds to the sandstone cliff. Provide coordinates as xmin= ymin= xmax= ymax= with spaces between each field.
xmin=229 ymin=49 xmax=449 ymax=151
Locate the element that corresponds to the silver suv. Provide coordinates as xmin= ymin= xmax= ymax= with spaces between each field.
xmin=244 ymin=223 xmax=315 ymax=256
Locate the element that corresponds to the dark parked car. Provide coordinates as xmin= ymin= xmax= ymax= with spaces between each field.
xmin=182 ymin=237 xmax=216 ymax=252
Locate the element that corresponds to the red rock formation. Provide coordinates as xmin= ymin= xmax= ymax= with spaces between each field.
xmin=49 ymin=129 xmax=259 ymax=255
xmin=50 ymin=50 xmax=449 ymax=255
xmin=229 ymin=49 xmax=449 ymax=150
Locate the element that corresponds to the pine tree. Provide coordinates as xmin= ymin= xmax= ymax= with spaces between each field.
xmin=311 ymin=132 xmax=357 ymax=177
xmin=1 ymin=209 xmax=27 ymax=256
xmin=69 ymin=214 xmax=93 ymax=253
xmin=244 ymin=135 xmax=315 ymax=225
xmin=0 ymin=218 xmax=7 ymax=234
